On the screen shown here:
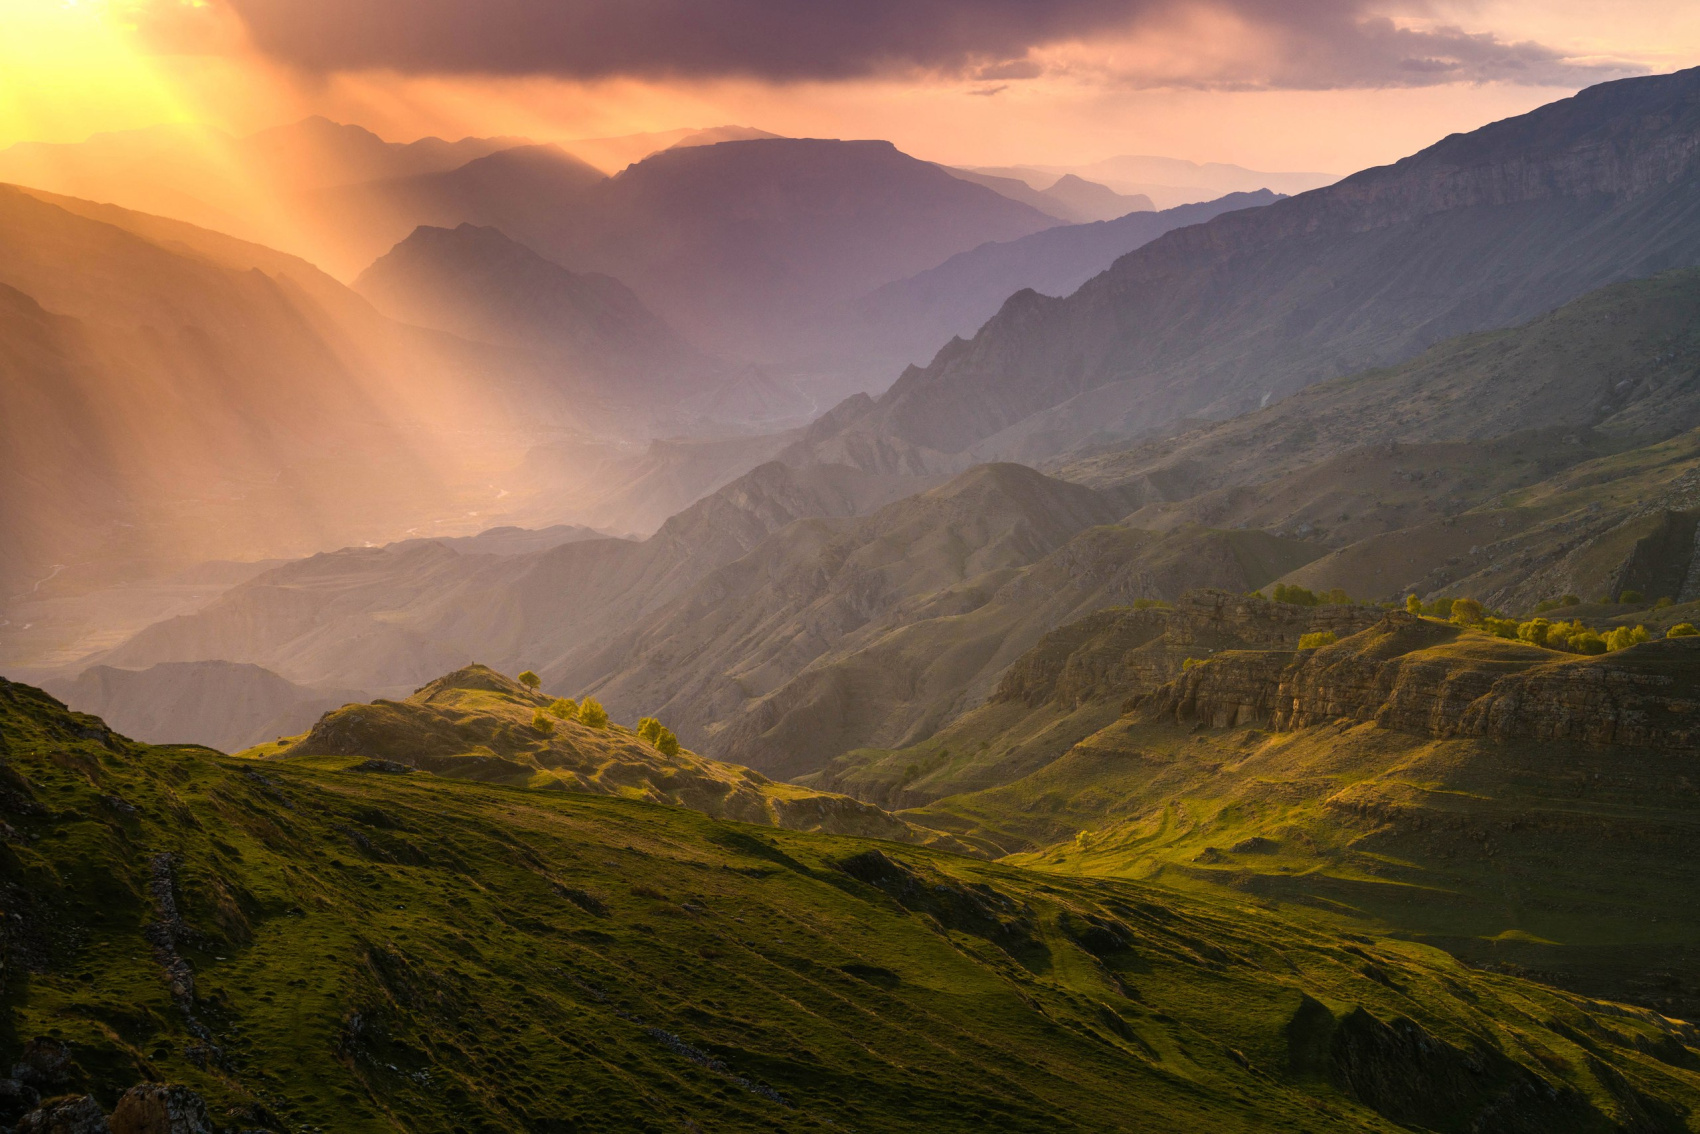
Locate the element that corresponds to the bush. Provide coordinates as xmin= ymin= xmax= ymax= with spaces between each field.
xmin=1516 ymin=618 xmax=1551 ymax=644
xmin=1406 ymin=594 xmax=1422 ymax=614
xmin=518 ymin=670 xmax=541 ymax=690
xmin=636 ymin=716 xmax=663 ymax=744
xmin=531 ymin=710 xmax=555 ymax=736
xmin=548 ymin=698 xmax=577 ymax=719
xmin=1181 ymin=657 xmax=1203 ymax=670
xmin=1605 ymin=625 xmax=1649 ymax=652
xmin=1619 ymin=590 xmax=1644 ymax=604
xmin=1655 ymin=596 xmax=1675 ymax=609
xmin=1668 ymin=623 xmax=1699 ymax=638
xmin=577 ymin=697 xmax=609 ymax=728
xmin=1481 ymin=617 xmax=1520 ymax=639
xmin=1296 ymin=631 xmax=1338 ymax=650
xmin=656 ymin=728 xmax=680 ymax=758
xmin=1560 ymin=595 xmax=1581 ymax=607
xmin=1571 ymin=631 xmax=1608 ymax=655
xmin=1131 ymin=597 xmax=1170 ymax=610
xmin=1273 ymin=583 xmax=1320 ymax=607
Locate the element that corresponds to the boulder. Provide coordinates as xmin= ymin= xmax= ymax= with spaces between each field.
xmin=13 ymin=1095 xmax=109 ymax=1134
xmin=109 ymin=1084 xmax=213 ymax=1134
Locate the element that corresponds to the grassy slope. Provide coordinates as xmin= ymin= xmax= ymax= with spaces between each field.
xmin=252 ymin=665 xmax=948 ymax=846
xmin=902 ymin=615 xmax=1700 ymax=1018
xmin=6 ymin=677 xmax=1700 ymax=1131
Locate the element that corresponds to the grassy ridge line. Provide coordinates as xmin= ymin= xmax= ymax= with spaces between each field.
xmin=4 ymin=678 xmax=1698 ymax=1130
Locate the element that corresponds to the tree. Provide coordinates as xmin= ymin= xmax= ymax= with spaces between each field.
xmin=1668 ymin=623 xmax=1699 ymax=638
xmin=1296 ymin=631 xmax=1337 ymax=650
xmin=1605 ymin=625 xmax=1649 ymax=652
xmin=1406 ymin=594 xmax=1422 ymax=614
xmin=1560 ymin=595 xmax=1581 ymax=607
xmin=1273 ymin=583 xmax=1320 ymax=607
xmin=548 ymin=698 xmax=577 ymax=719
xmin=577 ymin=697 xmax=609 ymax=729
xmin=1619 ymin=590 xmax=1644 ymax=604
xmin=531 ymin=709 xmax=555 ymax=736
xmin=518 ymin=670 xmax=541 ymax=691
xmin=1449 ymin=598 xmax=1485 ymax=626
xmin=636 ymin=716 xmax=663 ymax=744
xmin=656 ymin=727 xmax=680 ymax=757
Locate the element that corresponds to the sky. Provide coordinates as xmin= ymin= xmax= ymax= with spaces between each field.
xmin=3 ymin=0 xmax=1696 ymax=174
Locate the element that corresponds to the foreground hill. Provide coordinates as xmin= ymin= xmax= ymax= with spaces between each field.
xmin=263 ymin=664 xmax=943 ymax=845
xmin=4 ymin=677 xmax=1698 ymax=1131
xmin=815 ymin=67 xmax=1700 ymax=464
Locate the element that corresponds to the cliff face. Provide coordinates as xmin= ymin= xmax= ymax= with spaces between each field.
xmin=1141 ymin=611 xmax=1700 ymax=749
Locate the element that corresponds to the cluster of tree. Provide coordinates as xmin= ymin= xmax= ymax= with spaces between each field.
xmin=513 ymin=669 xmax=679 ymax=751
xmin=1296 ymin=631 xmax=1338 ymax=650
xmin=1404 ymin=594 xmax=1680 ymax=654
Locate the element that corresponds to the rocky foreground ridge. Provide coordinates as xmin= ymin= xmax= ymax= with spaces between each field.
xmin=1141 ymin=609 xmax=1700 ymax=748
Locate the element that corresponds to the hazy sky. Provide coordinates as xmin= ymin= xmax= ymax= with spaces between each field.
xmin=6 ymin=0 xmax=1696 ymax=173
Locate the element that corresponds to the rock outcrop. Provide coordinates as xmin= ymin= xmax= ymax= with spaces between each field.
xmin=1141 ymin=611 xmax=1700 ymax=748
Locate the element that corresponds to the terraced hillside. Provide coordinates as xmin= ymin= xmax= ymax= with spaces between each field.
xmin=892 ymin=596 xmax=1700 ymax=1019
xmin=5 ymin=677 xmax=1700 ymax=1132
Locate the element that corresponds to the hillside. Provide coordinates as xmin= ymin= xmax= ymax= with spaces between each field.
xmin=892 ymin=597 xmax=1700 ymax=1019
xmin=812 ymin=67 xmax=1700 ymax=465
xmin=44 ymin=660 xmax=364 ymax=752
xmin=856 ymin=191 xmax=1280 ymax=362
xmin=263 ymin=664 xmax=949 ymax=845
xmin=5 ymin=676 xmax=1699 ymax=1131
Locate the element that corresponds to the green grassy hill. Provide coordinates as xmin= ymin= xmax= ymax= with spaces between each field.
xmin=894 ymin=601 xmax=1700 ymax=1022
xmin=7 ymin=675 xmax=1700 ymax=1131
xmin=254 ymin=664 xmax=954 ymax=847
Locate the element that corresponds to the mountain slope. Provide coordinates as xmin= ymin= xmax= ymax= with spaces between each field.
xmin=355 ymin=223 xmax=706 ymax=400
xmin=856 ymin=190 xmax=1280 ymax=362
xmin=897 ymin=600 xmax=1700 ymax=1020
xmin=822 ymin=67 xmax=1700 ymax=463
xmin=4 ymin=675 xmax=1696 ymax=1132
xmin=44 ymin=660 xmax=364 ymax=752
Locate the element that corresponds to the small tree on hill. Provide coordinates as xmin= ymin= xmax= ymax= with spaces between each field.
xmin=1620 ymin=590 xmax=1645 ymax=605
xmin=548 ymin=698 xmax=577 ymax=719
xmin=577 ymin=697 xmax=609 ymax=729
xmin=656 ymin=727 xmax=681 ymax=757
xmin=1668 ymin=623 xmax=1699 ymax=638
xmin=531 ymin=709 xmax=556 ymax=736
xmin=1406 ymin=594 xmax=1422 ymax=615
xmin=636 ymin=717 xmax=663 ymax=744
xmin=1296 ymin=631 xmax=1337 ymax=650
xmin=1605 ymin=625 xmax=1650 ymax=652
xmin=1449 ymin=598 xmax=1485 ymax=626
xmin=518 ymin=670 xmax=541 ymax=691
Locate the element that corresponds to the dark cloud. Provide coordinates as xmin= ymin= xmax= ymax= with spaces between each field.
xmin=202 ymin=0 xmax=1644 ymax=90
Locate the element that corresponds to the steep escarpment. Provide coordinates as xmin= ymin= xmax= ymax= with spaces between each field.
xmin=1141 ymin=612 xmax=1700 ymax=749
xmin=819 ymin=67 xmax=1700 ymax=463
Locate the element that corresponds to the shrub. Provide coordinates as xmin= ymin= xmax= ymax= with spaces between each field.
xmin=1296 ymin=631 xmax=1338 ymax=650
xmin=1655 ymin=596 xmax=1675 ymax=609
xmin=1406 ymin=594 xmax=1422 ymax=614
xmin=1516 ymin=618 xmax=1551 ymax=645
xmin=1620 ymin=590 xmax=1644 ymax=604
xmin=1323 ymin=588 xmax=1351 ymax=605
xmin=1131 ymin=597 xmax=1169 ymax=610
xmin=1605 ymin=625 xmax=1649 ymax=652
xmin=1668 ymin=623 xmax=1699 ymax=638
xmin=1449 ymin=598 xmax=1485 ymax=625
xmin=1534 ymin=599 xmax=1559 ymax=613
xmin=636 ymin=716 xmax=663 ymax=744
xmin=1273 ymin=583 xmax=1320 ymax=607
xmin=577 ymin=697 xmax=609 ymax=728
xmin=518 ymin=670 xmax=541 ymax=690
xmin=1481 ymin=617 xmax=1520 ymax=639
xmin=1181 ymin=657 xmax=1203 ymax=670
xmin=548 ymin=698 xmax=577 ymax=719
xmin=531 ymin=710 xmax=555 ymax=736
xmin=656 ymin=728 xmax=680 ymax=758
xmin=1560 ymin=595 xmax=1581 ymax=607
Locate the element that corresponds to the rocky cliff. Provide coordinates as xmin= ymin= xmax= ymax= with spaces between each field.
xmin=1141 ymin=611 xmax=1700 ymax=749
